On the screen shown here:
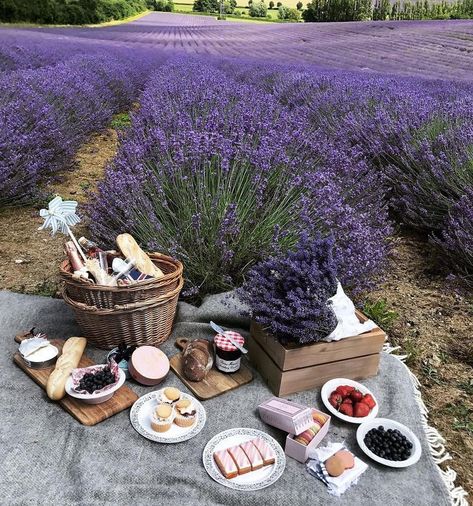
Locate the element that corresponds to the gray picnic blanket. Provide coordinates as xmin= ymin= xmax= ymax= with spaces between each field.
xmin=0 ymin=290 xmax=450 ymax=506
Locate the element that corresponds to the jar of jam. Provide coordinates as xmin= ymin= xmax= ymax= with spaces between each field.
xmin=214 ymin=331 xmax=245 ymax=374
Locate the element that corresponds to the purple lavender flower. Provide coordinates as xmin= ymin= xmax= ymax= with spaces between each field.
xmin=239 ymin=234 xmax=338 ymax=344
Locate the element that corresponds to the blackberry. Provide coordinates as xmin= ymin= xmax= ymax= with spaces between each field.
xmin=78 ymin=366 xmax=116 ymax=393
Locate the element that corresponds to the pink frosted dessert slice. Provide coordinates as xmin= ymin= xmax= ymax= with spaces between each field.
xmin=240 ymin=440 xmax=264 ymax=471
xmin=251 ymin=438 xmax=276 ymax=466
xmin=227 ymin=445 xmax=252 ymax=475
xmin=213 ymin=449 xmax=238 ymax=479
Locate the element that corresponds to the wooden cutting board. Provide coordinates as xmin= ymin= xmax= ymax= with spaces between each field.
xmin=170 ymin=338 xmax=253 ymax=400
xmin=13 ymin=332 xmax=138 ymax=426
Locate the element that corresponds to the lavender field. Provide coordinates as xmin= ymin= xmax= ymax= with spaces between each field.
xmin=1 ymin=12 xmax=473 ymax=289
xmin=30 ymin=13 xmax=473 ymax=80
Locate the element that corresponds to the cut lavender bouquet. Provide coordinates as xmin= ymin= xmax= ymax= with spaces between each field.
xmin=239 ymin=234 xmax=338 ymax=345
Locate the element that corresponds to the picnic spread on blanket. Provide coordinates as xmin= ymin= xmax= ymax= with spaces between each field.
xmin=4 ymin=196 xmax=453 ymax=504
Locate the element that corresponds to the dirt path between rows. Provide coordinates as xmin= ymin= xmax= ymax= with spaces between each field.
xmin=368 ymin=235 xmax=473 ymax=495
xmin=0 ymin=130 xmax=471 ymax=497
xmin=0 ymin=128 xmax=117 ymax=295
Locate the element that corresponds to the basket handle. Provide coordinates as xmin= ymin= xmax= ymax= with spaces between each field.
xmin=62 ymin=288 xmax=100 ymax=311
xmin=62 ymin=277 xmax=184 ymax=312
xmin=112 ymin=278 xmax=184 ymax=310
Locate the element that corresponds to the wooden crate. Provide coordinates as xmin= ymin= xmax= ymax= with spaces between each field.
xmin=249 ymin=311 xmax=386 ymax=396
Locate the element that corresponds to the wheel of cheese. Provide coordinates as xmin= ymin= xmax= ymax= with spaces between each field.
xmin=128 ymin=346 xmax=170 ymax=386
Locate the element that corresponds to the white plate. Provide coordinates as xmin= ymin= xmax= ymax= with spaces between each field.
xmin=130 ymin=389 xmax=206 ymax=443
xmin=357 ymin=418 xmax=422 ymax=468
xmin=203 ymin=428 xmax=286 ymax=491
xmin=321 ymin=378 xmax=379 ymax=424
xmin=65 ymin=368 xmax=126 ymax=404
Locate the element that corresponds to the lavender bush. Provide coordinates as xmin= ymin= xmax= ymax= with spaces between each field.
xmin=219 ymin=60 xmax=473 ymax=281
xmin=433 ymin=190 xmax=473 ymax=282
xmin=88 ymin=58 xmax=392 ymax=298
xmin=239 ymin=234 xmax=338 ymax=344
xmin=0 ymin=50 xmax=162 ymax=208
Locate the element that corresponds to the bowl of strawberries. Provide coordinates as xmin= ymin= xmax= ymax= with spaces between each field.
xmin=321 ymin=378 xmax=379 ymax=424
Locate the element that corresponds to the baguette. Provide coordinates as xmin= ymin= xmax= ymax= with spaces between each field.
xmin=46 ymin=337 xmax=87 ymax=400
xmin=116 ymin=233 xmax=164 ymax=278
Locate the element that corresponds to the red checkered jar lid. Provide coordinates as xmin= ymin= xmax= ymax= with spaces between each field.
xmin=214 ymin=331 xmax=245 ymax=352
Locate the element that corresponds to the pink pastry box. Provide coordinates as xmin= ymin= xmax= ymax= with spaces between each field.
xmin=258 ymin=397 xmax=331 ymax=463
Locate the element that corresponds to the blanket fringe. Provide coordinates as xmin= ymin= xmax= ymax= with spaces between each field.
xmin=383 ymin=343 xmax=469 ymax=506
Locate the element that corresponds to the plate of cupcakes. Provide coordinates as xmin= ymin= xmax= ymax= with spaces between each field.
xmin=203 ymin=428 xmax=286 ymax=491
xmin=130 ymin=387 xmax=206 ymax=443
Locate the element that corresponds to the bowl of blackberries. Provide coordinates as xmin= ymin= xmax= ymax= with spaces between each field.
xmin=65 ymin=361 xmax=126 ymax=404
xmin=106 ymin=343 xmax=137 ymax=379
xmin=357 ymin=418 xmax=422 ymax=468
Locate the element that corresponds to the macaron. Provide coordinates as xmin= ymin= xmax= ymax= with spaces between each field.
xmin=312 ymin=412 xmax=328 ymax=426
xmin=295 ymin=429 xmax=315 ymax=446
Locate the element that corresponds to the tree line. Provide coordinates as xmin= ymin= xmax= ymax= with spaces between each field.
xmin=0 ymin=0 xmax=147 ymax=24
xmin=303 ymin=0 xmax=473 ymax=21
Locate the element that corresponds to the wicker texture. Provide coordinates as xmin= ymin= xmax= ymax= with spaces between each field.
xmin=62 ymin=277 xmax=183 ymax=350
xmin=60 ymin=252 xmax=183 ymax=309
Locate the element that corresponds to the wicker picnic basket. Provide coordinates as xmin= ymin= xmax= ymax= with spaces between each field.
xmin=60 ymin=252 xmax=183 ymax=309
xmin=62 ymin=277 xmax=184 ymax=350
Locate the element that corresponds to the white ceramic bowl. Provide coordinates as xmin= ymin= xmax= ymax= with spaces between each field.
xmin=321 ymin=378 xmax=379 ymax=424
xmin=65 ymin=368 xmax=126 ymax=404
xmin=357 ymin=418 xmax=422 ymax=468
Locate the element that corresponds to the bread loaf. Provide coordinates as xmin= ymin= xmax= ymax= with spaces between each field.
xmin=183 ymin=339 xmax=213 ymax=382
xmin=116 ymin=233 xmax=164 ymax=278
xmin=46 ymin=337 xmax=87 ymax=400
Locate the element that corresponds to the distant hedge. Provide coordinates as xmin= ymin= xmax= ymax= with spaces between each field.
xmin=0 ymin=0 xmax=147 ymax=25
xmin=303 ymin=0 xmax=473 ymax=21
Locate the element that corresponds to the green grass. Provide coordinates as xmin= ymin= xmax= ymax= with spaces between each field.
xmin=110 ymin=112 xmax=132 ymax=130
xmin=173 ymin=4 xmax=296 ymax=21
xmin=174 ymin=3 xmax=195 ymax=11
xmin=402 ymin=334 xmax=421 ymax=366
xmin=444 ymin=404 xmax=473 ymax=435
xmin=176 ymin=0 xmax=303 ymax=8
xmin=362 ymin=298 xmax=399 ymax=331
xmin=32 ymin=281 xmax=58 ymax=297
xmin=458 ymin=379 xmax=473 ymax=395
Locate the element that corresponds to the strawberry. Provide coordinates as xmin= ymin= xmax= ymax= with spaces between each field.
xmin=353 ymin=402 xmax=370 ymax=417
xmin=329 ymin=393 xmax=343 ymax=408
xmin=361 ymin=393 xmax=376 ymax=409
xmin=350 ymin=389 xmax=363 ymax=402
xmin=335 ymin=385 xmax=355 ymax=398
xmin=341 ymin=397 xmax=352 ymax=405
xmin=339 ymin=403 xmax=354 ymax=417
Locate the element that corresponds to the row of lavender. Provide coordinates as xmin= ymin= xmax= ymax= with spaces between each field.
xmin=88 ymin=58 xmax=392 ymax=298
xmin=218 ymin=60 xmax=473 ymax=284
xmin=0 ymin=34 xmax=164 ymax=207
xmin=88 ymin=57 xmax=473 ymax=293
